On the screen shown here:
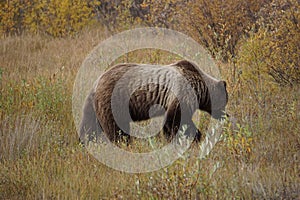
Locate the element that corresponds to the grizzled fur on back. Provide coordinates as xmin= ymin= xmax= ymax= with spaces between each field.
xmin=80 ymin=60 xmax=228 ymax=144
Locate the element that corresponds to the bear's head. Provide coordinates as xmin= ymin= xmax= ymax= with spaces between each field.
xmin=175 ymin=60 xmax=228 ymax=120
xmin=207 ymin=80 xmax=228 ymax=120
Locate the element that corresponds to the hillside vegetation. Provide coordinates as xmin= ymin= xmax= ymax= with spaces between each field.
xmin=0 ymin=0 xmax=299 ymax=199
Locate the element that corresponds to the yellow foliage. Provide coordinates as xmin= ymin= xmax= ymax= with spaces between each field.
xmin=0 ymin=0 xmax=27 ymax=36
xmin=1 ymin=0 xmax=99 ymax=37
xmin=26 ymin=0 xmax=96 ymax=37
xmin=223 ymin=122 xmax=253 ymax=160
xmin=237 ymin=0 xmax=300 ymax=86
xmin=179 ymin=0 xmax=266 ymax=62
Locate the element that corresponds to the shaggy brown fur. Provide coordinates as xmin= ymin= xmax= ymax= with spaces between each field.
xmin=80 ymin=60 xmax=228 ymax=143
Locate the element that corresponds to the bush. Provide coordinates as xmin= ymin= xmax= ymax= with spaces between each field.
xmin=0 ymin=0 xmax=26 ymax=36
xmin=237 ymin=0 xmax=300 ymax=86
xmin=0 ymin=0 xmax=99 ymax=37
xmin=179 ymin=0 xmax=268 ymax=62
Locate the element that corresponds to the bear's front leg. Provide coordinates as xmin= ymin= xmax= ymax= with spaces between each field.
xmin=182 ymin=121 xmax=202 ymax=142
xmin=163 ymin=101 xmax=202 ymax=142
xmin=163 ymin=101 xmax=181 ymax=141
xmin=163 ymin=117 xmax=201 ymax=142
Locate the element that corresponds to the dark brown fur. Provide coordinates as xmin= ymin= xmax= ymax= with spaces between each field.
xmin=80 ymin=60 xmax=228 ymax=144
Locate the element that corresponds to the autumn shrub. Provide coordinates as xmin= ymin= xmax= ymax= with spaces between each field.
xmin=178 ymin=0 xmax=269 ymax=63
xmin=0 ymin=0 xmax=26 ymax=35
xmin=93 ymin=0 xmax=153 ymax=31
xmin=0 ymin=0 xmax=99 ymax=37
xmin=237 ymin=0 xmax=300 ymax=86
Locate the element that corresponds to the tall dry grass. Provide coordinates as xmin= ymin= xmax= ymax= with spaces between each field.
xmin=0 ymin=27 xmax=299 ymax=199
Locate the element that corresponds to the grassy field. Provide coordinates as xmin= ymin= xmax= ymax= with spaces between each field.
xmin=0 ymin=28 xmax=299 ymax=199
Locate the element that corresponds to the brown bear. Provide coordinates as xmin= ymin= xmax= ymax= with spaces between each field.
xmin=79 ymin=60 xmax=228 ymax=144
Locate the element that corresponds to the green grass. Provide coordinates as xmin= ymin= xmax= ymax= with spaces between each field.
xmin=0 ymin=30 xmax=299 ymax=199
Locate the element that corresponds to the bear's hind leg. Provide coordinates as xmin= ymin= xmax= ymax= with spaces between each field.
xmin=79 ymin=91 xmax=103 ymax=145
xmin=103 ymin=119 xmax=131 ymax=144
